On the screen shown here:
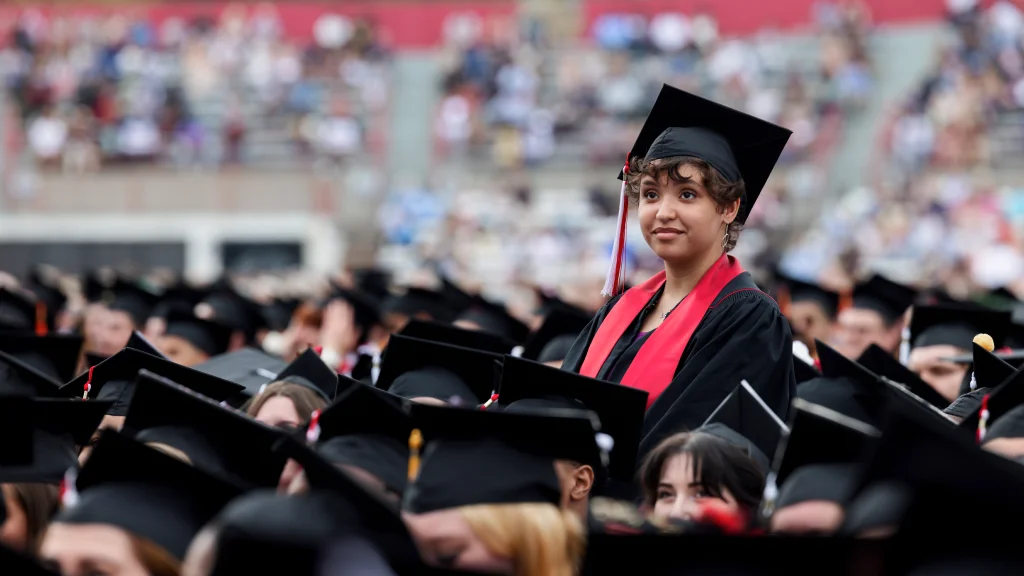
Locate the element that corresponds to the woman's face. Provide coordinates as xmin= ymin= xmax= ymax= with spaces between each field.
xmin=155 ymin=335 xmax=210 ymax=368
xmin=403 ymin=509 xmax=515 ymax=574
xmin=0 ymin=484 xmax=28 ymax=551
xmin=254 ymin=396 xmax=302 ymax=429
xmin=637 ymin=163 xmax=737 ymax=265
xmin=651 ymin=453 xmax=741 ymax=523
xmin=40 ymin=523 xmax=151 ymax=576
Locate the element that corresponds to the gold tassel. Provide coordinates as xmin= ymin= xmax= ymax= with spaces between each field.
xmin=407 ymin=429 xmax=424 ymax=481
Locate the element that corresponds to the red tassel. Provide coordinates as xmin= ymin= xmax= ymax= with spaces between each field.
xmin=977 ymin=394 xmax=991 ymax=444
xmin=35 ymin=301 xmax=48 ymax=336
xmin=696 ymin=500 xmax=748 ymax=534
xmin=480 ymin=393 xmax=499 ymax=410
xmin=602 ymin=155 xmax=631 ymax=297
xmin=82 ymin=366 xmax=94 ymax=401
xmin=313 ymin=345 xmax=323 ymax=356
xmin=306 ymin=409 xmax=322 ymax=443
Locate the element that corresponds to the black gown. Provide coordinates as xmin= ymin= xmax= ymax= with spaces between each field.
xmin=562 ymin=272 xmax=796 ymax=465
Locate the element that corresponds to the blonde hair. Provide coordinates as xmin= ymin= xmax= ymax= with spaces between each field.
xmin=129 ymin=533 xmax=182 ymax=576
xmin=145 ymin=442 xmax=193 ymax=465
xmin=244 ymin=381 xmax=326 ymax=422
xmin=459 ymin=503 xmax=585 ymax=576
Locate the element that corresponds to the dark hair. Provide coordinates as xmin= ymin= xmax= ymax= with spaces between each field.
xmin=9 ymin=483 xmax=59 ymax=553
xmin=638 ymin=431 xmax=765 ymax=512
xmin=245 ymin=381 xmax=327 ymax=426
xmin=625 ymin=155 xmax=746 ymax=251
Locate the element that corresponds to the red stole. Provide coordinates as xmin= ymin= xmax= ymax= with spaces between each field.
xmin=580 ymin=254 xmax=746 ymax=408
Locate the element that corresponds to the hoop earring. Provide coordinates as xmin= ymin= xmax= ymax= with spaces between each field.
xmin=721 ymin=231 xmax=731 ymax=250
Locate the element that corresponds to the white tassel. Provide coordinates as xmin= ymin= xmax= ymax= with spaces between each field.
xmin=899 ymin=326 xmax=911 ymax=365
xmin=760 ymin=471 xmax=779 ymax=519
xmin=601 ymin=180 xmax=629 ymax=297
xmin=371 ymin=351 xmax=381 ymax=385
xmin=60 ymin=467 xmax=79 ymax=509
xmin=510 ymin=345 xmax=524 ymax=357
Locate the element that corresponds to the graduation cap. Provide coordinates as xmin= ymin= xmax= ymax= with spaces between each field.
xmin=948 ymin=341 xmax=1017 ymax=398
xmin=520 ymin=307 xmax=591 ymax=362
xmin=106 ymin=279 xmax=162 ymax=327
xmin=0 ymin=395 xmax=34 ymax=466
xmin=439 ymin=277 xmax=476 ymax=315
xmin=376 ymin=335 xmax=501 ymax=406
xmin=793 ymin=357 xmax=822 ymax=385
xmin=62 ymin=347 xmax=245 ymax=416
xmin=24 ymin=269 xmax=66 ymax=331
xmin=0 ymin=333 xmax=83 ymax=383
xmin=326 ymin=287 xmax=381 ymax=338
xmin=162 ymin=308 xmax=234 ymax=358
xmin=274 ymin=348 xmax=338 ymax=401
xmin=198 ymin=282 xmax=266 ymax=341
xmin=193 ymin=347 xmax=287 ymax=398
xmin=81 ymin=329 xmax=165 ymax=369
xmin=123 ymin=369 xmax=288 ymax=489
xmin=456 ymin=296 xmax=531 ymax=344
xmin=260 ymin=297 xmax=301 ymax=332
xmin=774 ymin=271 xmax=841 ymax=319
xmin=404 ymin=403 xmax=605 ymax=514
xmin=0 ymin=287 xmax=38 ymax=332
xmin=498 ymin=355 xmax=648 ymax=483
xmin=380 ymin=287 xmax=454 ymax=323
xmin=0 ymin=349 xmax=69 ymax=397
xmin=700 ymin=380 xmax=789 ymax=473
xmin=909 ymin=304 xmax=1011 ymax=351
xmin=308 ymin=384 xmax=412 ymax=494
xmin=57 ymin=429 xmax=243 ymax=560
xmin=399 ymin=319 xmax=515 ymax=355
xmin=150 ymin=283 xmax=208 ymax=320
xmin=857 ymin=344 xmax=948 ymax=410
xmin=0 ymin=397 xmax=112 ymax=483
xmin=850 ymin=274 xmax=917 ymax=324
xmin=353 ymin=268 xmax=392 ymax=300
xmin=762 ymin=399 xmax=879 ymax=516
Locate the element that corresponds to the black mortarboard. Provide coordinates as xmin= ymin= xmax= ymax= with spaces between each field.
xmin=839 ymin=481 xmax=912 ymax=537
xmin=150 ymin=283 xmax=207 ymax=320
xmin=858 ymin=344 xmax=949 ymax=410
xmin=0 ymin=333 xmax=83 ymax=383
xmin=380 ymin=287 xmax=454 ymax=323
xmin=399 ymin=319 xmax=515 ymax=355
xmin=0 ymin=397 xmax=111 ymax=483
xmin=353 ymin=268 xmax=392 ymax=300
xmin=0 ymin=541 xmax=60 ymax=576
xmin=535 ymin=291 xmax=590 ymax=320
xmin=275 ymin=348 xmax=338 ymax=400
xmin=775 ymin=463 xmax=859 ymax=509
xmin=162 ymin=308 xmax=233 ymax=358
xmin=851 ymin=274 xmax=918 ymax=324
xmin=24 ymin=269 xmax=66 ymax=330
xmin=0 ymin=349 xmax=68 ymax=397
xmin=193 ymin=347 xmax=287 ymax=398
xmin=405 ymin=403 xmax=604 ymax=513
xmin=0 ymin=395 xmax=33 ymax=466
xmin=312 ymin=384 xmax=412 ymax=494
xmin=910 ymin=304 xmax=1011 ymax=350
xmin=767 ymin=398 xmax=878 ymax=505
xmin=498 ymin=356 xmax=647 ymax=482
xmin=126 ymin=330 xmax=166 ymax=358
xmin=260 ymin=298 xmax=301 ymax=332
xmin=0 ymin=287 xmax=37 ymax=332
xmin=326 ymin=287 xmax=381 ymax=339
xmin=948 ymin=342 xmax=1017 ymax=397
xmin=622 ymin=84 xmax=792 ymax=224
xmin=701 ymin=380 xmax=789 ymax=473
xmin=58 ymin=430 xmax=243 ymax=560
xmin=958 ymin=365 xmax=1024 ymax=433
xmin=199 ymin=282 xmax=266 ymax=342
xmin=944 ymin=387 xmax=988 ymax=419
xmin=774 ymin=271 xmax=841 ymax=319
xmin=793 ymin=357 xmax=822 ymax=385
xmin=377 ymin=335 xmax=501 ymax=406
xmin=521 ymin=307 xmax=591 ymax=361
xmin=61 ymin=348 xmax=245 ymax=416
xmin=123 ymin=370 xmax=287 ymax=489
xmin=439 ymin=277 xmax=476 ymax=315
xmin=107 ymin=279 xmax=161 ymax=327
xmin=456 ymin=296 xmax=531 ymax=344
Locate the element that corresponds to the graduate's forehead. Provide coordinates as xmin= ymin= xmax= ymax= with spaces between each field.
xmin=639 ymin=159 xmax=708 ymax=187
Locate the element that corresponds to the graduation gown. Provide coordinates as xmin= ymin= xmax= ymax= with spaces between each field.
xmin=563 ymin=270 xmax=796 ymax=464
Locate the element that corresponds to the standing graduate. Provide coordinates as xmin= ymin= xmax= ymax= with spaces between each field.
xmin=562 ymin=85 xmax=796 ymax=459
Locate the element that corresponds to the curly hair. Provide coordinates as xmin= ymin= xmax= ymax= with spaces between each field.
xmin=625 ymin=155 xmax=746 ymax=252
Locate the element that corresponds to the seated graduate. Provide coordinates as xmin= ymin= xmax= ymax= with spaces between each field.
xmin=244 ymin=348 xmax=338 ymax=429
xmin=402 ymin=404 xmax=594 ymax=575
xmin=562 ymin=85 xmax=796 ymax=460
xmin=773 ymin=270 xmax=841 ymax=346
xmin=905 ymin=304 xmax=1011 ymax=403
xmin=830 ymin=274 xmax=916 ymax=361
xmin=154 ymin=309 xmax=234 ymax=368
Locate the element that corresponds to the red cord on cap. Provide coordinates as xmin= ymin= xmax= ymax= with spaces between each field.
xmin=480 ymin=393 xmax=499 ymax=410
xmin=977 ymin=394 xmax=991 ymax=444
xmin=696 ymin=500 xmax=748 ymax=534
xmin=34 ymin=301 xmax=48 ymax=336
xmin=82 ymin=366 xmax=94 ymax=401
xmin=306 ymin=409 xmax=322 ymax=443
xmin=313 ymin=346 xmax=323 ymax=356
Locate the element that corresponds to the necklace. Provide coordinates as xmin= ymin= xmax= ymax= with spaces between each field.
xmin=659 ymin=296 xmax=685 ymax=320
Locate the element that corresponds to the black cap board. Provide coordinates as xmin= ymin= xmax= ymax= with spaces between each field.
xmin=326 ymin=287 xmax=381 ymax=339
xmin=198 ymin=281 xmax=265 ymax=337
xmin=947 ymin=342 xmax=1018 ymax=397
xmin=0 ymin=349 xmax=69 ymax=397
xmin=774 ymin=271 xmax=841 ymax=319
xmin=193 ymin=347 xmax=287 ymax=397
xmin=399 ymin=319 xmax=515 ymax=355
xmin=275 ymin=348 xmax=338 ymax=400
xmin=313 ymin=383 xmax=413 ymax=494
xmin=260 ymin=297 xmax=301 ymax=332
xmin=700 ymin=380 xmax=789 ymax=473
xmin=107 ymin=279 xmax=161 ymax=327
xmin=123 ymin=369 xmax=288 ymax=489
xmin=125 ymin=330 xmax=166 ymax=358
xmin=793 ymin=357 xmax=822 ymax=385
xmin=3 ymin=334 xmax=84 ymax=384
xmin=439 ymin=277 xmax=475 ymax=315
xmin=405 ymin=403 xmax=604 ymax=513
xmin=162 ymin=308 xmax=234 ymax=358
xmin=61 ymin=348 xmax=245 ymax=416
xmin=909 ymin=304 xmax=1011 ymax=350
xmin=498 ymin=355 xmax=647 ymax=482
xmin=857 ymin=344 xmax=949 ymax=410
xmin=958 ymin=363 xmax=1024 ymax=434
xmin=621 ymin=84 xmax=792 ymax=223
xmin=57 ymin=430 xmax=243 ymax=560
xmin=150 ymin=283 xmax=207 ymax=320
xmin=456 ymin=296 xmax=531 ymax=344
xmin=521 ymin=307 xmax=591 ymax=362
xmin=774 ymin=463 xmax=860 ymax=510
xmin=851 ymin=274 xmax=917 ymax=324
xmin=0 ymin=398 xmax=112 ymax=483
xmin=0 ymin=287 xmax=37 ymax=332
xmin=944 ymin=387 xmax=989 ymax=419
xmin=0 ymin=395 xmax=33 ymax=466
xmin=353 ymin=268 xmax=392 ymax=300
xmin=377 ymin=335 xmax=501 ymax=406
xmin=380 ymin=287 xmax=454 ymax=323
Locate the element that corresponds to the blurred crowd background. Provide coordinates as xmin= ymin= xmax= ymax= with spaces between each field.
xmin=0 ymin=0 xmax=1022 ymax=320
